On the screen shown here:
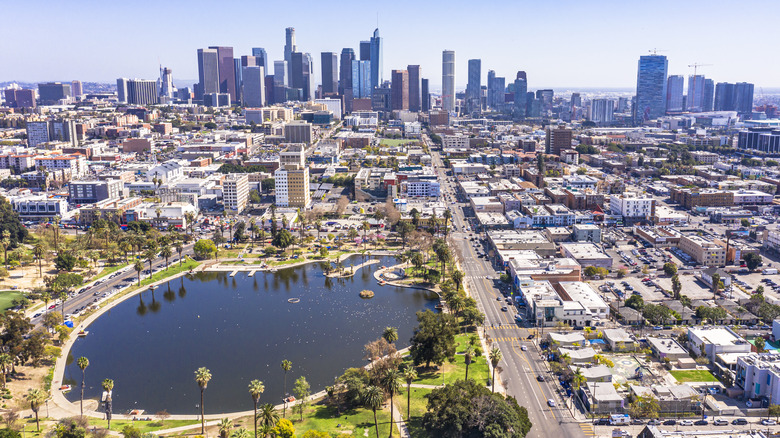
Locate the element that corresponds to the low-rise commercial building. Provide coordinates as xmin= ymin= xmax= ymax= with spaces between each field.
xmin=688 ymin=327 xmax=751 ymax=361
xmin=559 ymin=243 xmax=612 ymax=268
xmin=678 ymin=234 xmax=726 ymax=266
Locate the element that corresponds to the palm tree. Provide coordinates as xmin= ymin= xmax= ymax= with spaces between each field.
xmin=175 ymin=243 xmax=184 ymax=266
xmin=381 ymin=369 xmax=402 ymax=437
xmin=134 ymin=260 xmax=143 ymax=285
xmin=573 ymin=367 xmax=586 ymax=392
xmin=59 ymin=291 xmax=67 ymax=316
xmin=280 ymin=360 xmax=292 ymax=417
xmin=33 ymin=243 xmax=44 ymax=276
xmin=464 ymin=347 xmax=475 ymax=380
xmin=101 ymin=379 xmax=114 ymax=429
xmin=489 ymin=347 xmax=502 ymax=393
xmin=402 ymin=366 xmax=417 ymax=421
xmin=26 ymin=388 xmax=46 ymax=431
xmin=218 ymin=418 xmax=233 ymax=438
xmin=382 ymin=327 xmax=398 ymax=344
xmin=363 ymin=385 xmax=384 ymax=438
xmin=144 ymin=249 xmax=156 ymax=278
xmin=248 ymin=380 xmax=265 ymax=438
xmin=362 ymin=221 xmax=370 ymax=251
xmin=0 ymin=354 xmax=11 ymax=389
xmin=1 ymin=230 xmax=10 ymax=268
xmin=443 ymin=210 xmax=452 ymax=236
xmin=185 ymin=212 xmax=196 ymax=236
xmin=161 ymin=246 xmax=173 ymax=270
xmin=314 ymin=220 xmax=322 ymax=240
xmin=195 ymin=367 xmax=212 ymax=434
xmin=452 ymin=270 xmax=464 ymax=292
xmin=257 ymin=403 xmax=278 ymax=437
xmin=77 ymin=356 xmax=89 ymax=416
xmin=41 ymin=292 xmax=50 ymax=314
xmin=119 ymin=241 xmax=132 ymax=264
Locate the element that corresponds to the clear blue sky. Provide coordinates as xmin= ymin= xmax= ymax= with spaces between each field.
xmin=2 ymin=0 xmax=778 ymax=91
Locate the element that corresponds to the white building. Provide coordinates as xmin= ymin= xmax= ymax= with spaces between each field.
xmin=147 ymin=160 xmax=185 ymax=183
xmin=314 ymin=99 xmax=342 ymax=119
xmin=35 ymin=155 xmax=87 ymax=178
xmin=442 ymin=134 xmax=469 ymax=149
xmin=688 ymin=327 xmax=751 ymax=361
xmin=402 ymin=179 xmax=440 ymax=198
xmin=9 ymin=195 xmax=68 ymax=219
xmin=736 ymin=353 xmax=780 ymax=402
xmin=609 ymin=192 xmax=655 ymax=220
xmin=222 ymin=174 xmax=249 ymax=213
xmin=557 ymin=281 xmax=609 ymax=321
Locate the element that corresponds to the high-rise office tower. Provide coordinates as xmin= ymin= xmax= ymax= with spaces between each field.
xmin=241 ymin=66 xmax=265 ymax=107
xmin=37 ymin=82 xmax=71 ymax=105
xmin=197 ymin=48 xmax=220 ymax=100
xmin=284 ymin=28 xmax=297 ymax=87
xmin=536 ymin=89 xmax=554 ymax=112
xmin=234 ymin=59 xmax=243 ymax=103
xmin=666 ymin=75 xmax=684 ymax=113
xmin=351 ymin=60 xmax=372 ymax=99
xmin=251 ymin=48 xmax=268 ymax=72
xmin=391 ymin=70 xmax=409 ymax=110
xmin=589 ymin=99 xmax=614 ymax=125
xmin=126 ymin=79 xmax=159 ymax=105
xmin=686 ymin=75 xmax=705 ymax=112
xmin=571 ymin=92 xmax=582 ymax=109
xmin=516 ymin=71 xmax=527 ymax=81
xmin=359 ymin=41 xmax=371 ymax=61
xmin=116 ymin=78 xmax=128 ymax=103
xmin=320 ymin=52 xmax=338 ymax=96
xmin=634 ymin=54 xmax=668 ymax=124
xmin=487 ymin=72 xmax=505 ymax=110
xmin=466 ymin=59 xmax=481 ymax=114
xmin=407 ymin=65 xmax=421 ymax=112
xmin=208 ymin=46 xmax=236 ymax=103
xmin=702 ymin=79 xmax=714 ymax=112
xmin=274 ymin=60 xmax=288 ymax=103
xmin=714 ymin=82 xmax=734 ymax=111
xmin=339 ymin=49 xmax=355 ymax=96
xmin=291 ymin=52 xmax=314 ymax=101
xmin=513 ymin=78 xmax=527 ymax=119
xmin=70 ymin=80 xmax=83 ymax=98
xmin=369 ymin=29 xmax=382 ymax=90
xmin=160 ymin=67 xmax=174 ymax=99
xmin=421 ymin=78 xmax=430 ymax=112
xmin=734 ymin=82 xmax=755 ymax=115
xmin=3 ymin=89 xmax=36 ymax=109
xmin=486 ymin=70 xmax=496 ymax=108
xmin=441 ymin=50 xmax=455 ymax=113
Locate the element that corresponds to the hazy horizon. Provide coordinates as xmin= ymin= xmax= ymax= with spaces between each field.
xmin=3 ymin=0 xmax=779 ymax=91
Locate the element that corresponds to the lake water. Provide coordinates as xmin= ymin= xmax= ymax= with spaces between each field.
xmin=63 ymin=256 xmax=437 ymax=415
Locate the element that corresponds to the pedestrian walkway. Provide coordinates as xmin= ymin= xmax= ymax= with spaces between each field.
xmin=491 ymin=336 xmax=525 ymax=342
xmin=391 ymin=403 xmax=410 ymax=438
xmin=579 ymin=422 xmax=595 ymax=436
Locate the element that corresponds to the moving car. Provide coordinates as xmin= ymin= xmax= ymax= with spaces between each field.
xmin=761 ymin=419 xmax=777 ymax=426
xmin=547 ymin=399 xmax=556 ymax=407
xmin=536 ymin=375 xmax=545 ymax=382
xmin=520 ymin=345 xmax=527 ymax=351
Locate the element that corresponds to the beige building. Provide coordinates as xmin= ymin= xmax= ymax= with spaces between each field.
xmin=679 ymin=234 xmax=726 ymax=266
xmin=274 ymin=144 xmax=310 ymax=208
xmin=223 ymin=174 xmax=249 ymax=213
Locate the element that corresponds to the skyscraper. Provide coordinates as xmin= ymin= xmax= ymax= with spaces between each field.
xmin=702 ymin=79 xmax=714 ymax=112
xmin=291 ymin=52 xmax=314 ymax=101
xmin=126 ymin=79 xmax=159 ymax=105
xmin=714 ymin=82 xmax=734 ymax=111
xmin=284 ymin=28 xmax=296 ymax=87
xmin=241 ymin=66 xmax=265 ymax=107
xmin=407 ymin=65 xmax=421 ymax=112
xmin=589 ymin=99 xmax=614 ymax=125
xmin=441 ymin=50 xmax=455 ymax=113
xmin=734 ymin=82 xmax=755 ymax=115
xmin=37 ymin=82 xmax=71 ymax=105
xmin=116 ymin=78 xmax=128 ymax=103
xmin=160 ymin=67 xmax=174 ymax=99
xmin=634 ymin=54 xmax=668 ymax=124
xmin=536 ymin=89 xmax=554 ymax=113
xmin=209 ymin=46 xmax=236 ymax=103
xmin=274 ymin=60 xmax=288 ymax=103
xmin=369 ymin=29 xmax=382 ymax=90
xmin=71 ymin=80 xmax=83 ymax=98
xmin=391 ymin=70 xmax=409 ymax=110
xmin=197 ymin=48 xmax=220 ymax=100
xmin=234 ymin=58 xmax=243 ymax=103
xmin=351 ymin=60 xmax=372 ymax=99
xmin=251 ymin=48 xmax=268 ymax=72
xmin=513 ymin=78 xmax=527 ymax=119
xmin=359 ymin=41 xmax=371 ymax=61
xmin=339 ymin=48 xmax=355 ymax=96
xmin=666 ymin=75 xmax=684 ymax=113
xmin=686 ymin=75 xmax=705 ymax=112
xmin=466 ymin=59 xmax=481 ymax=114
xmin=320 ymin=52 xmax=338 ymax=96
xmin=487 ymin=71 xmax=505 ymax=110
xmin=421 ymin=78 xmax=430 ymax=112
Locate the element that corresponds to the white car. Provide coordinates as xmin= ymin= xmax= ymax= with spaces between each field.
xmin=547 ymin=399 xmax=556 ymax=407
xmin=521 ymin=345 xmax=528 ymax=351
xmin=679 ymin=420 xmax=694 ymax=426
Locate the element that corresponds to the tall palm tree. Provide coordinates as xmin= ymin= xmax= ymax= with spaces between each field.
xmin=26 ymin=388 xmax=46 ymax=431
xmin=59 ymin=291 xmax=67 ymax=316
xmin=443 ymin=210 xmax=452 ymax=236
xmin=77 ymin=356 xmax=89 ymax=416
xmin=101 ymin=379 xmax=114 ymax=429
xmin=257 ymin=403 xmax=279 ymax=437
xmin=33 ymin=243 xmax=44 ymax=276
xmin=464 ymin=346 xmax=475 ymax=381
xmin=362 ymin=221 xmax=370 ymax=251
xmin=363 ymin=385 xmax=384 ymax=438
xmin=41 ymin=292 xmax=50 ymax=314
xmin=134 ymin=260 xmax=144 ymax=285
xmin=175 ymin=243 xmax=184 ymax=266
xmin=314 ymin=220 xmax=322 ymax=240
xmin=0 ymin=354 xmax=11 ymax=389
xmin=402 ymin=366 xmax=417 ymax=421
xmin=489 ymin=347 xmax=502 ymax=393
xmin=382 ymin=327 xmax=398 ymax=345
xmin=280 ymin=360 xmax=292 ymax=417
xmin=144 ymin=249 xmax=156 ymax=278
xmin=195 ymin=367 xmax=212 ymax=434
xmin=248 ymin=380 xmax=265 ymax=438
xmin=573 ymin=367 xmax=586 ymax=391
xmin=218 ymin=418 xmax=233 ymax=438
xmin=381 ymin=369 xmax=402 ymax=437
xmin=160 ymin=246 xmax=172 ymax=270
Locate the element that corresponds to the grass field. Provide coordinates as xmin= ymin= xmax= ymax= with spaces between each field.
xmin=403 ymin=334 xmax=491 ymax=387
xmin=292 ymin=400 xmax=398 ymax=437
xmin=86 ymin=418 xmax=199 ymax=433
xmin=670 ymin=369 xmax=718 ymax=382
xmin=397 ymin=387 xmax=432 ymax=438
xmin=380 ymin=138 xmax=418 ymax=147
xmin=0 ymin=291 xmax=25 ymax=311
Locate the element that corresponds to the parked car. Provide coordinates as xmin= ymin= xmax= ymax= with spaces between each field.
xmin=713 ymin=419 xmax=728 ymax=426
xmin=761 ymin=419 xmax=777 ymax=426
xmin=663 ymin=420 xmax=676 ymax=426
xmin=647 ymin=419 xmax=662 ymax=425
xmin=694 ymin=419 xmax=708 ymax=426
xmin=679 ymin=420 xmax=694 ymax=426
xmin=732 ymin=418 xmax=748 ymax=425
xmin=594 ymin=418 xmax=610 ymax=426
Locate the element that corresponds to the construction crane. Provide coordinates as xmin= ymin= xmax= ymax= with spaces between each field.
xmin=687 ymin=62 xmax=713 ymax=111
xmin=648 ymin=48 xmax=668 ymax=55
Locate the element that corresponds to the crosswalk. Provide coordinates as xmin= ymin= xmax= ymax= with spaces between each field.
xmin=492 ymin=336 xmax=523 ymax=342
xmin=579 ymin=423 xmax=595 ymax=436
xmin=487 ymin=323 xmax=525 ymax=329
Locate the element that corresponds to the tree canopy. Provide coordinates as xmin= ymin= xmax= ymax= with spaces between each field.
xmin=409 ymin=310 xmax=458 ymax=368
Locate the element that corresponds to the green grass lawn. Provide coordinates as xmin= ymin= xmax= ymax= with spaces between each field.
xmin=402 ymin=334 xmax=491 ymax=387
xmin=380 ymin=138 xmax=419 ymax=147
xmin=292 ymin=400 xmax=398 ymax=437
xmin=86 ymin=418 xmax=199 ymax=433
xmin=0 ymin=290 xmax=25 ymax=311
xmin=397 ymin=387 xmax=432 ymax=438
xmin=94 ymin=262 xmax=130 ymax=281
xmin=670 ymin=369 xmax=718 ymax=382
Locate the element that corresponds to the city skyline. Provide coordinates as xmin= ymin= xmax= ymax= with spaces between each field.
xmin=3 ymin=0 xmax=780 ymax=91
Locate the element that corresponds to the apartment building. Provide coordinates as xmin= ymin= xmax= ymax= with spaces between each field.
xmin=274 ymin=144 xmax=310 ymax=208
xmin=609 ymin=193 xmax=654 ymax=221
xmin=678 ymin=234 xmax=726 ymax=266
xmin=670 ymin=188 xmax=734 ymax=209
xmin=69 ymin=180 xmax=124 ymax=204
xmin=34 ymin=154 xmax=87 ymax=178
xmin=736 ymin=353 xmax=780 ymax=402
xmin=222 ymin=174 xmax=249 ymax=213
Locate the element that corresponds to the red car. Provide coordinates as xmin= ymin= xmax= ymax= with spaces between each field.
xmin=48 ymin=304 xmax=56 ymax=309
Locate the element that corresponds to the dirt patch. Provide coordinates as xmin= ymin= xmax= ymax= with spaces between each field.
xmin=4 ymin=363 xmax=52 ymax=410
